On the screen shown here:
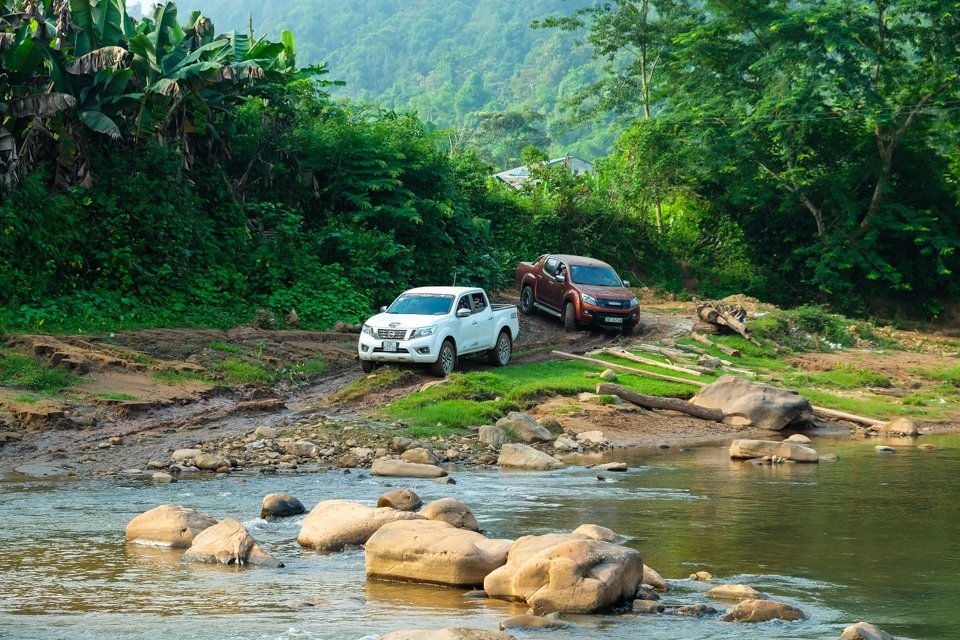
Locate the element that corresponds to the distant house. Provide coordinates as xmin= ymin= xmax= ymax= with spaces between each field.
xmin=493 ymin=155 xmax=594 ymax=189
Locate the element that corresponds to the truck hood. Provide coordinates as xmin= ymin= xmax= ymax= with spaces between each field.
xmin=577 ymin=285 xmax=636 ymax=301
xmin=364 ymin=313 xmax=441 ymax=329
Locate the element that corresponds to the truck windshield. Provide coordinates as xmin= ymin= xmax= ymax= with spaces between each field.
xmin=387 ymin=294 xmax=454 ymax=315
xmin=569 ymin=265 xmax=622 ymax=287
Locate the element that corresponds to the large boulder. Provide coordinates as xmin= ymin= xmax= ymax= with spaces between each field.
xmin=497 ymin=443 xmax=564 ymax=471
xmin=296 ymin=499 xmax=424 ymax=551
xmin=419 ymin=497 xmax=480 ymax=531
xmin=125 ymin=504 xmax=217 ymax=548
xmin=722 ymin=598 xmax=805 ymax=622
xmin=181 ymin=518 xmax=283 ymax=567
xmin=729 ymin=439 xmax=819 ymax=463
xmin=871 ymin=417 xmax=919 ymax=437
xmin=371 ymin=459 xmax=448 ymax=479
xmin=495 ymin=412 xmax=553 ymax=443
xmin=840 ymin=621 xmax=897 ymax=640
xmin=380 ymin=629 xmax=516 ymax=640
xmin=691 ymin=375 xmax=814 ymax=430
xmin=365 ymin=519 xmax=512 ymax=587
xmin=260 ymin=492 xmax=305 ymax=518
xmin=484 ymin=530 xmax=643 ymax=614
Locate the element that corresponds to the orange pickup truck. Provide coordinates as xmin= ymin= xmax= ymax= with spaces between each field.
xmin=515 ymin=254 xmax=639 ymax=334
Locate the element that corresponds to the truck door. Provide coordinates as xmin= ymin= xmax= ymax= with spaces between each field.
xmin=456 ymin=294 xmax=482 ymax=351
xmin=540 ymin=257 xmax=566 ymax=311
xmin=470 ymin=292 xmax=496 ymax=349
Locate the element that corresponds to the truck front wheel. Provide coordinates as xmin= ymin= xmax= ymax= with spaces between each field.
xmin=564 ymin=302 xmax=578 ymax=332
xmin=519 ymin=286 xmax=535 ymax=315
xmin=360 ymin=359 xmax=376 ymax=373
xmin=487 ymin=330 xmax=512 ymax=366
xmin=430 ymin=339 xmax=457 ymax=377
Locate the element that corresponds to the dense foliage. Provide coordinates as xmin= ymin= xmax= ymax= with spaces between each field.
xmin=1 ymin=0 xmax=958 ymax=333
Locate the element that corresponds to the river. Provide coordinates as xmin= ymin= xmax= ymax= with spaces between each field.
xmin=2 ymin=432 xmax=957 ymax=640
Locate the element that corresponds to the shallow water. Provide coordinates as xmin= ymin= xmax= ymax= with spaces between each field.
xmin=2 ymin=433 xmax=958 ymax=640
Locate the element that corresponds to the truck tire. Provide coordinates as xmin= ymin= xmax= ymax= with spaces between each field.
xmin=487 ymin=330 xmax=512 ymax=366
xmin=430 ymin=339 xmax=457 ymax=377
xmin=519 ymin=286 xmax=535 ymax=315
xmin=360 ymin=359 xmax=376 ymax=373
xmin=564 ymin=302 xmax=578 ymax=332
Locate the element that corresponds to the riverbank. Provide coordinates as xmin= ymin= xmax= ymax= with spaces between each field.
xmin=2 ymin=298 xmax=959 ymax=479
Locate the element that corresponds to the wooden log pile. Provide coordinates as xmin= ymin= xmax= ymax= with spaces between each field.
xmin=695 ymin=301 xmax=761 ymax=346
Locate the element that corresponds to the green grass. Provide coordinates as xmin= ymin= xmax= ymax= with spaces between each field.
xmin=0 ymin=350 xmax=80 ymax=393
xmin=210 ymin=341 xmax=244 ymax=354
xmin=380 ymin=360 xmax=703 ymax=429
xmin=776 ymin=362 xmax=892 ymax=390
xmin=95 ymin=392 xmax=138 ymax=401
xmin=218 ymin=358 xmax=275 ymax=385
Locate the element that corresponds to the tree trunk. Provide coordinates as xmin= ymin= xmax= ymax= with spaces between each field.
xmin=596 ymin=383 xmax=723 ymax=421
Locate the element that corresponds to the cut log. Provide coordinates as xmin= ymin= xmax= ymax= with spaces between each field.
xmin=695 ymin=302 xmax=761 ymax=347
xmin=690 ymin=330 xmax=741 ymax=357
xmin=597 ymin=383 xmax=724 ymax=421
xmin=603 ymin=347 xmax=704 ymax=376
xmin=809 ymin=405 xmax=885 ymax=427
xmin=551 ymin=351 xmax=706 ymax=387
xmin=634 ymin=343 xmax=690 ymax=362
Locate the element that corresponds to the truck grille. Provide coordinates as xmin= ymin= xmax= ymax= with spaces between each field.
xmin=596 ymin=298 xmax=630 ymax=309
xmin=376 ymin=329 xmax=407 ymax=340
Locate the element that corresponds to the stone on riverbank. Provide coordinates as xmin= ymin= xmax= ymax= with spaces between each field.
xmin=721 ymin=598 xmax=805 ymax=622
xmin=377 ymin=488 xmax=423 ymax=511
xmin=365 ymin=519 xmax=512 ymax=587
xmin=125 ymin=504 xmax=217 ymax=548
xmin=729 ymin=439 xmax=819 ymax=462
xmin=496 ymin=443 xmax=563 ymax=470
xmin=371 ymin=458 xmax=448 ymax=478
xmin=181 ymin=517 xmax=283 ymax=567
xmin=495 ymin=412 xmax=553 ymax=443
xmin=260 ymin=492 xmax=305 ymax=518
xmin=483 ymin=529 xmax=643 ymax=614
xmin=296 ymin=499 xmax=424 ymax=551
xmin=706 ymin=583 xmax=761 ymax=601
xmin=419 ymin=497 xmax=480 ymax=531
xmin=840 ymin=621 xmax=897 ymax=640
xmin=380 ymin=629 xmax=517 ymax=640
xmin=692 ymin=375 xmax=815 ymax=430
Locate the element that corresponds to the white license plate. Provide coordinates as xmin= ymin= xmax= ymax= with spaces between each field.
xmin=605 ymin=317 xmax=624 ymax=324
xmin=383 ymin=341 xmax=399 ymax=352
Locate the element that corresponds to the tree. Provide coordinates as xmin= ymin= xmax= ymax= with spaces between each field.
xmin=548 ymin=0 xmax=960 ymax=309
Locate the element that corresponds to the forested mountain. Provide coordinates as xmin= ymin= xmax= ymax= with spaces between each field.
xmin=170 ymin=0 xmax=615 ymax=165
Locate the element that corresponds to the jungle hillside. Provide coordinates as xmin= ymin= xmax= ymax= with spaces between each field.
xmin=1 ymin=0 xmax=959 ymax=335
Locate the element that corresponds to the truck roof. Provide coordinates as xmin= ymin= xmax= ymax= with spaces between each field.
xmin=401 ymin=286 xmax=485 ymax=296
xmin=541 ymin=254 xmax=614 ymax=268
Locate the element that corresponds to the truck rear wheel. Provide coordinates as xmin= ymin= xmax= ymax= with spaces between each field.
xmin=519 ymin=286 xmax=535 ymax=315
xmin=430 ymin=339 xmax=457 ymax=377
xmin=564 ymin=302 xmax=578 ymax=332
xmin=487 ymin=330 xmax=512 ymax=366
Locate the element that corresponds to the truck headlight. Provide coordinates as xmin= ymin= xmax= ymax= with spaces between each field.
xmin=580 ymin=292 xmax=598 ymax=306
xmin=361 ymin=324 xmax=375 ymax=337
xmin=629 ymin=296 xmax=639 ymax=308
xmin=410 ymin=325 xmax=437 ymax=339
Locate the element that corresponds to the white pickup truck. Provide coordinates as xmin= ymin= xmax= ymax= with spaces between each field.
xmin=357 ymin=286 xmax=520 ymax=376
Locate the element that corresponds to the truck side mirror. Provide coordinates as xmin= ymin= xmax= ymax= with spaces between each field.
xmin=380 ymin=306 xmax=388 ymax=312
xmin=622 ymin=281 xmax=630 ymax=287
xmin=556 ymin=274 xmax=566 ymax=283
xmin=456 ymin=308 xmax=472 ymax=318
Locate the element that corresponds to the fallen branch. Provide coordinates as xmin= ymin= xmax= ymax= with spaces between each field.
xmin=597 ymin=383 xmax=723 ymax=421
xmin=552 ymin=351 xmax=885 ymax=427
xmin=690 ymin=330 xmax=741 ymax=357
xmin=809 ymin=406 xmax=885 ymax=427
xmin=603 ymin=347 xmax=704 ymax=376
xmin=552 ymin=350 xmax=706 ymax=387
